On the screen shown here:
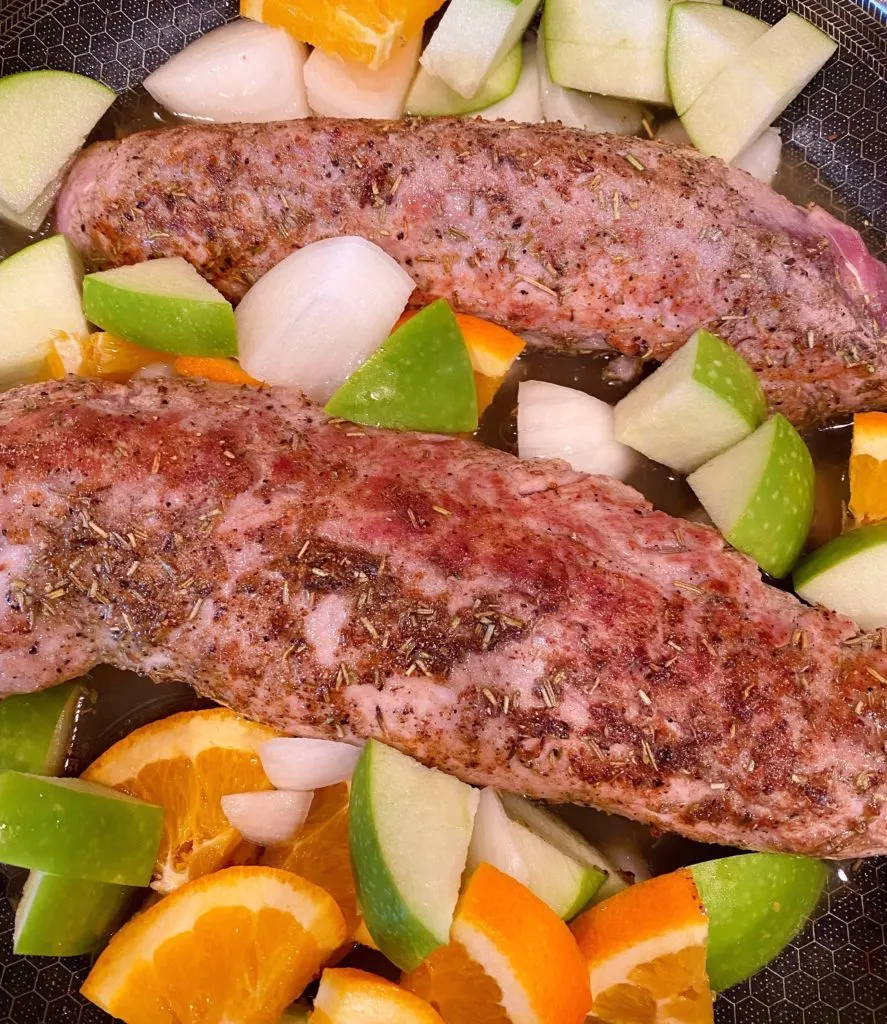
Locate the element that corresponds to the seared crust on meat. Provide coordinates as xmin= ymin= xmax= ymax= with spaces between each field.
xmin=2 ymin=376 xmax=887 ymax=857
xmin=57 ymin=118 xmax=887 ymax=427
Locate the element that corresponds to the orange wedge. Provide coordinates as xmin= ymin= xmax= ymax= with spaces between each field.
xmin=83 ymin=709 xmax=278 ymax=893
xmin=850 ymin=411 xmax=887 ymax=524
xmin=82 ymin=866 xmax=346 ymax=1024
xmin=313 ymin=968 xmax=445 ymax=1024
xmin=46 ymin=331 xmax=167 ymax=380
xmin=403 ymin=863 xmax=591 ymax=1024
xmin=571 ymin=868 xmax=713 ymax=1024
xmin=240 ymin=0 xmax=442 ymax=67
xmin=174 ymin=356 xmax=263 ymax=387
xmin=262 ymin=782 xmax=360 ymax=938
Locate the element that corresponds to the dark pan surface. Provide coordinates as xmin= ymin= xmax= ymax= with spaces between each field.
xmin=0 ymin=1 xmax=886 ymax=1021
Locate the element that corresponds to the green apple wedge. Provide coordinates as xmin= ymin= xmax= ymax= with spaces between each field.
xmin=325 ymin=299 xmax=478 ymax=433
xmin=688 ymin=415 xmax=814 ymax=577
xmin=680 ymin=12 xmax=836 ymax=162
xmin=14 ymin=871 xmax=135 ymax=957
xmin=691 ymin=853 xmax=827 ymax=992
xmin=419 ymin=0 xmax=541 ymax=99
xmin=0 ymin=683 xmax=85 ymax=775
xmin=348 ymin=739 xmax=479 ymax=971
xmin=613 ymin=329 xmax=767 ymax=474
xmin=688 ymin=414 xmax=813 ymax=577
xmin=794 ymin=522 xmax=887 ymax=631
xmin=0 ymin=772 xmax=163 ymax=886
xmin=543 ymin=0 xmax=672 ymax=105
xmin=407 ymin=42 xmax=522 ymax=116
xmin=0 ymin=70 xmax=115 ymax=216
xmin=82 ymin=257 xmax=237 ymax=357
xmin=667 ymin=3 xmax=768 ymax=117
xmin=0 ymin=234 xmax=88 ymax=389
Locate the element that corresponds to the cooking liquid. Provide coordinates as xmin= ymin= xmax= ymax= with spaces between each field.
xmin=0 ymin=90 xmax=857 ymax=874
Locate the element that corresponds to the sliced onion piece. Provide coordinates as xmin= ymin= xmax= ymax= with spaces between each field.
xmin=466 ymin=787 xmax=530 ymax=884
xmin=259 ymin=737 xmax=363 ymax=791
xmin=221 ymin=789 xmax=313 ymax=846
xmin=305 ymin=35 xmax=421 ymax=119
xmin=144 ymin=20 xmax=309 ymax=123
xmin=518 ymin=379 xmax=636 ymax=480
xmin=236 ymin=237 xmax=415 ymax=402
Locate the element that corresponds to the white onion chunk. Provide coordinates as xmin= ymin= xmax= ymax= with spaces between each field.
xmin=221 ymin=789 xmax=313 ymax=846
xmin=466 ymin=787 xmax=530 ymax=884
xmin=260 ymin=737 xmax=363 ymax=791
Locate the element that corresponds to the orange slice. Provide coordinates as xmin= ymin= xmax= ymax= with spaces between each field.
xmin=850 ymin=411 xmax=887 ymax=524
xmin=83 ymin=709 xmax=278 ymax=893
xmin=174 ymin=356 xmax=263 ymax=387
xmin=403 ymin=863 xmax=591 ymax=1024
xmin=240 ymin=0 xmax=443 ymax=68
xmin=313 ymin=967 xmax=445 ymax=1024
xmin=571 ymin=868 xmax=713 ymax=1024
xmin=262 ymin=782 xmax=360 ymax=938
xmin=82 ymin=866 xmax=346 ymax=1024
xmin=46 ymin=331 xmax=167 ymax=380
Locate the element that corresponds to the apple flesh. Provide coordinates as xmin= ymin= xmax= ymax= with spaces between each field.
xmin=0 ymin=772 xmax=163 ymax=886
xmin=688 ymin=415 xmax=814 ymax=577
xmin=613 ymin=329 xmax=767 ymax=474
xmin=0 ymin=70 xmax=115 ymax=217
xmin=348 ymin=740 xmax=479 ymax=971
xmin=691 ymin=853 xmax=827 ymax=992
xmin=794 ymin=522 xmax=887 ymax=631
xmin=667 ymin=3 xmax=767 ymax=117
xmin=14 ymin=871 xmax=134 ymax=957
xmin=419 ymin=0 xmax=542 ymax=99
xmin=0 ymin=683 xmax=85 ymax=776
xmin=325 ymin=299 xmax=478 ymax=433
xmin=82 ymin=257 xmax=237 ymax=357
xmin=477 ymin=36 xmax=542 ymax=123
xmin=543 ymin=0 xmax=671 ymax=105
xmin=407 ymin=42 xmax=522 ymax=116
xmin=680 ymin=13 xmax=836 ymax=162
xmin=0 ymin=234 xmax=88 ymax=389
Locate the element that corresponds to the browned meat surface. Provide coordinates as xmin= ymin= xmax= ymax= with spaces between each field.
xmin=2 ymin=375 xmax=886 ymax=857
xmin=57 ymin=118 xmax=887 ymax=427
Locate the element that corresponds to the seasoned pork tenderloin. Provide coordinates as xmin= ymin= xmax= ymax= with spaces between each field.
xmin=1 ymin=376 xmax=885 ymax=857
xmin=57 ymin=118 xmax=887 ymax=427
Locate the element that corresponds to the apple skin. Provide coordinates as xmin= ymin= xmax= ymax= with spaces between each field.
xmin=83 ymin=259 xmax=237 ymax=357
xmin=690 ymin=853 xmax=827 ymax=992
xmin=0 ymin=772 xmax=163 ymax=886
xmin=0 ymin=683 xmax=84 ymax=776
xmin=325 ymin=299 xmax=478 ymax=434
xmin=14 ymin=870 xmax=135 ymax=957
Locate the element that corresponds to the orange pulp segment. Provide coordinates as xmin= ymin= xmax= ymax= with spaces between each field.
xmin=312 ymin=967 xmax=445 ymax=1024
xmin=174 ymin=355 xmax=263 ymax=386
xmin=46 ymin=331 xmax=167 ymax=380
xmin=571 ymin=867 xmax=713 ymax=1024
xmin=82 ymin=866 xmax=346 ymax=1024
xmin=262 ymin=782 xmax=360 ymax=938
xmin=850 ymin=411 xmax=887 ymax=523
xmin=403 ymin=862 xmax=591 ymax=1024
xmin=83 ymin=708 xmax=278 ymax=893
xmin=240 ymin=0 xmax=443 ymax=68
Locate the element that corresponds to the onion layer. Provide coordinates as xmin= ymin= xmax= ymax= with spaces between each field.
xmin=221 ymin=789 xmax=313 ymax=846
xmin=518 ymin=379 xmax=636 ymax=480
xmin=144 ymin=20 xmax=310 ymax=123
xmin=305 ymin=36 xmax=421 ymax=119
xmin=236 ymin=237 xmax=415 ymax=402
xmin=466 ymin=787 xmax=530 ymax=884
xmin=259 ymin=737 xmax=363 ymax=791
